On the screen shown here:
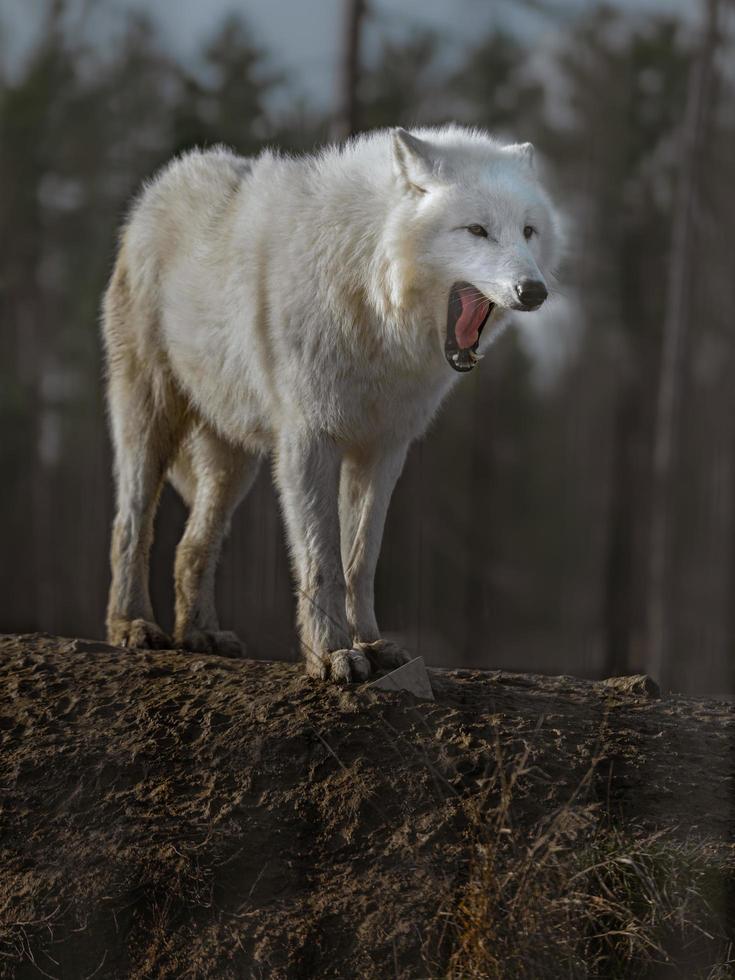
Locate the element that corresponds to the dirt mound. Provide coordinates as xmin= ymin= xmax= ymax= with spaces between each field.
xmin=1 ymin=634 xmax=733 ymax=978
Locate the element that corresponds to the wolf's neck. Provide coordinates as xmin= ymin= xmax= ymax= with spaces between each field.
xmin=310 ymin=154 xmax=427 ymax=328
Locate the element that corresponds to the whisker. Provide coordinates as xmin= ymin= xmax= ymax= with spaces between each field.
xmin=460 ymin=299 xmax=492 ymax=314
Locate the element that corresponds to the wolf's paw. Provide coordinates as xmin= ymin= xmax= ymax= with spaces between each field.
xmin=305 ymin=647 xmax=372 ymax=684
xmin=356 ymin=639 xmax=413 ymax=672
xmin=108 ymin=618 xmax=172 ymax=651
xmin=178 ymin=629 xmax=245 ymax=659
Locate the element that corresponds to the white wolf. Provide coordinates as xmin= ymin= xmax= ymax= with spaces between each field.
xmin=103 ymin=125 xmax=562 ymax=682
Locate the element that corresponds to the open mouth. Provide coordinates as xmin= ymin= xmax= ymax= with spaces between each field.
xmin=444 ymin=282 xmax=494 ymax=373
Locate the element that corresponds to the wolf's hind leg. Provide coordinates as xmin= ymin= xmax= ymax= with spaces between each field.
xmin=340 ymin=444 xmax=412 ymax=671
xmin=274 ymin=433 xmax=370 ymax=683
xmin=171 ymin=424 xmax=261 ymax=657
xmin=106 ymin=365 xmax=187 ymax=650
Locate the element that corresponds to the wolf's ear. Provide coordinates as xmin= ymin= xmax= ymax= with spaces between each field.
xmin=505 ymin=141 xmax=535 ymax=171
xmin=391 ymin=128 xmax=437 ymax=194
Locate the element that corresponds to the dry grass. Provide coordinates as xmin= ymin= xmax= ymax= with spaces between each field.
xmin=444 ymin=743 xmax=735 ymax=979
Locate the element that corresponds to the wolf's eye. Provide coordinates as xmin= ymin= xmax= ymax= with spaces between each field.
xmin=523 ymin=225 xmax=536 ymax=240
xmin=467 ymin=224 xmax=488 ymax=238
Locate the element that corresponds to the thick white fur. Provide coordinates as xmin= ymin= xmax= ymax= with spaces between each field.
xmin=102 ymin=125 xmax=562 ymax=681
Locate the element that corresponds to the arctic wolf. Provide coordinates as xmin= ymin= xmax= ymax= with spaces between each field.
xmin=103 ymin=125 xmax=561 ymax=682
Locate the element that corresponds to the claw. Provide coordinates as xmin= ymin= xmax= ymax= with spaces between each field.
xmin=108 ymin=618 xmax=171 ymax=651
xmin=356 ymin=639 xmax=413 ymax=672
xmin=347 ymin=648 xmax=372 ymax=682
xmin=327 ymin=649 xmax=352 ymax=684
xmin=307 ymin=648 xmax=373 ymax=684
xmin=178 ymin=629 xmax=245 ymax=658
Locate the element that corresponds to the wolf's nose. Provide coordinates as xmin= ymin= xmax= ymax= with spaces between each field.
xmin=515 ymin=279 xmax=548 ymax=309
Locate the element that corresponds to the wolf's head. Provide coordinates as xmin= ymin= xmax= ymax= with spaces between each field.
xmin=388 ymin=127 xmax=562 ymax=373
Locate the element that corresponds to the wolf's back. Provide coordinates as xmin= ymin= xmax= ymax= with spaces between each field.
xmin=122 ymin=148 xmax=253 ymax=301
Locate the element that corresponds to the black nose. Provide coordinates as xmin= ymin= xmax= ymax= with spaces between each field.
xmin=515 ymin=278 xmax=548 ymax=309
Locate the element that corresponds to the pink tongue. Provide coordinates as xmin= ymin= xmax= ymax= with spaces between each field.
xmin=455 ymin=287 xmax=490 ymax=349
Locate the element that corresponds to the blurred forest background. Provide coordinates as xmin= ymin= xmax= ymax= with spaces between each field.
xmin=1 ymin=0 xmax=734 ymax=694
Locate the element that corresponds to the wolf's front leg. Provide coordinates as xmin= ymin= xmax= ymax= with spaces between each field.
xmin=275 ymin=432 xmax=371 ymax=683
xmin=340 ymin=444 xmax=413 ymax=671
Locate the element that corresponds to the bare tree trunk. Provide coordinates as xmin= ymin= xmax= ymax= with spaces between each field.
xmin=463 ymin=373 xmax=496 ymax=662
xmin=332 ymin=0 xmax=367 ymax=141
xmin=603 ymin=380 xmax=637 ymax=676
xmin=646 ymin=0 xmax=720 ymax=686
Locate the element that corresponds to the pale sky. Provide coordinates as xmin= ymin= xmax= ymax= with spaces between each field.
xmin=2 ymin=0 xmax=696 ymax=110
